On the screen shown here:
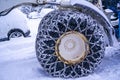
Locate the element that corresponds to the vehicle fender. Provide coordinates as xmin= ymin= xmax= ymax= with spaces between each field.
xmin=69 ymin=0 xmax=118 ymax=46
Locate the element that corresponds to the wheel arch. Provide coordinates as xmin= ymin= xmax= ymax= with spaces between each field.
xmin=7 ymin=28 xmax=25 ymax=39
xmin=69 ymin=3 xmax=118 ymax=46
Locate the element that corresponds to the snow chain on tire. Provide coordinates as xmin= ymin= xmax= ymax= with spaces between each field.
xmin=36 ymin=9 xmax=105 ymax=78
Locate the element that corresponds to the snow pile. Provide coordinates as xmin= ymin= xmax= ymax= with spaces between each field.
xmin=27 ymin=19 xmax=41 ymax=36
xmin=0 ymin=36 xmax=36 ymax=63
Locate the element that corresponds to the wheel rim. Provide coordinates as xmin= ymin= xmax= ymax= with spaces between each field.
xmin=9 ymin=31 xmax=23 ymax=39
xmin=55 ymin=31 xmax=89 ymax=64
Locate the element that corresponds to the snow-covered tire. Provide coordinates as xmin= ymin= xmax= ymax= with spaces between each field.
xmin=36 ymin=9 xmax=105 ymax=78
xmin=8 ymin=30 xmax=24 ymax=40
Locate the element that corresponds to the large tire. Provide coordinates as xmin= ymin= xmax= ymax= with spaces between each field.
xmin=36 ymin=9 xmax=105 ymax=78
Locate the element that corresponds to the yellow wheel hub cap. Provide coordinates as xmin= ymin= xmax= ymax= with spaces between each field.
xmin=55 ymin=31 xmax=89 ymax=64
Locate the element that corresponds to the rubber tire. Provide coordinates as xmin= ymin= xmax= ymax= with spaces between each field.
xmin=36 ymin=9 xmax=105 ymax=78
xmin=8 ymin=30 xmax=24 ymax=40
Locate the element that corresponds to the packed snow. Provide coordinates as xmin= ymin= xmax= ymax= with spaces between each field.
xmin=1 ymin=2 xmax=120 ymax=80
xmin=0 ymin=28 xmax=120 ymax=80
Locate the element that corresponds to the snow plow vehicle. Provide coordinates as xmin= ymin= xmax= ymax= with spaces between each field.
xmin=0 ymin=0 xmax=119 ymax=78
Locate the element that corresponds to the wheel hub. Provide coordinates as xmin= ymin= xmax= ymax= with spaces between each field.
xmin=55 ymin=31 xmax=89 ymax=64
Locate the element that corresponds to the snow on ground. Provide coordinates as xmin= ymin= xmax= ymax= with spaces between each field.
xmin=0 ymin=34 xmax=120 ymax=80
xmin=0 ymin=17 xmax=120 ymax=80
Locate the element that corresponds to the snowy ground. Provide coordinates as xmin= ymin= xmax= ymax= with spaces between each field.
xmin=0 ymin=34 xmax=120 ymax=80
xmin=0 ymin=26 xmax=120 ymax=80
